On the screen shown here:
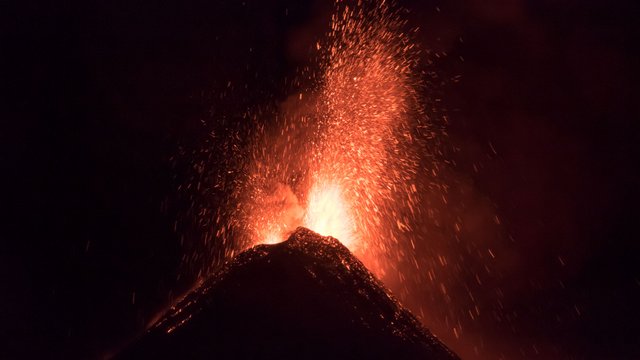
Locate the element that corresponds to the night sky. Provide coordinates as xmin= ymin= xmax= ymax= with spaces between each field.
xmin=2 ymin=0 xmax=639 ymax=359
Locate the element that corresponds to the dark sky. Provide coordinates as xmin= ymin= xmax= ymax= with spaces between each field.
xmin=2 ymin=0 xmax=639 ymax=359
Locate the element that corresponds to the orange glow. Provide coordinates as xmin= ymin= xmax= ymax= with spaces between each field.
xmin=303 ymin=180 xmax=356 ymax=250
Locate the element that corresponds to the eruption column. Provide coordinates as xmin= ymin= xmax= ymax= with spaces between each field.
xmin=231 ymin=1 xmax=431 ymax=283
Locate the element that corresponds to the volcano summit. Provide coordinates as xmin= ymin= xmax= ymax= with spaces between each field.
xmin=117 ymin=227 xmax=459 ymax=359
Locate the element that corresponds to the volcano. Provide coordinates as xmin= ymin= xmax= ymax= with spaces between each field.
xmin=116 ymin=227 xmax=459 ymax=359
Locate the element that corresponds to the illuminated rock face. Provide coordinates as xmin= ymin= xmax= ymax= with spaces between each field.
xmin=117 ymin=227 xmax=459 ymax=359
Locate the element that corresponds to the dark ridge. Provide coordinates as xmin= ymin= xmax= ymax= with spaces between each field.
xmin=116 ymin=227 xmax=459 ymax=359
